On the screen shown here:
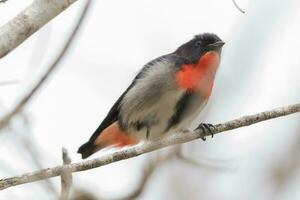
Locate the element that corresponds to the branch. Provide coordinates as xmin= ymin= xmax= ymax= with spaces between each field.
xmin=0 ymin=0 xmax=81 ymax=58
xmin=121 ymin=152 xmax=176 ymax=200
xmin=19 ymin=114 xmax=58 ymax=195
xmin=0 ymin=0 xmax=91 ymax=130
xmin=232 ymin=0 xmax=245 ymax=13
xmin=175 ymin=145 xmax=205 ymax=166
xmin=175 ymin=145 xmax=236 ymax=171
xmin=0 ymin=103 xmax=299 ymax=190
xmin=60 ymin=147 xmax=72 ymax=200
xmin=0 ymin=0 xmax=8 ymax=3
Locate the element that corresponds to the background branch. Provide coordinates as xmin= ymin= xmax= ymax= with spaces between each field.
xmin=0 ymin=0 xmax=91 ymax=131
xmin=120 ymin=152 xmax=177 ymax=200
xmin=175 ymin=145 xmax=236 ymax=171
xmin=232 ymin=0 xmax=245 ymax=13
xmin=0 ymin=0 xmax=243 ymax=58
xmin=0 ymin=0 xmax=80 ymax=58
xmin=19 ymin=114 xmax=58 ymax=196
xmin=60 ymin=147 xmax=72 ymax=200
xmin=175 ymin=145 xmax=205 ymax=166
xmin=0 ymin=103 xmax=299 ymax=190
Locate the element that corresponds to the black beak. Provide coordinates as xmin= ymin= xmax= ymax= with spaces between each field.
xmin=207 ymin=41 xmax=225 ymax=49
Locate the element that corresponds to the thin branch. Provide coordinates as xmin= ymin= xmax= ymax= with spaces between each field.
xmin=20 ymin=125 xmax=59 ymax=195
xmin=60 ymin=147 xmax=72 ymax=200
xmin=0 ymin=0 xmax=80 ymax=58
xmin=0 ymin=103 xmax=300 ymax=190
xmin=270 ymin=125 xmax=300 ymax=198
xmin=0 ymin=0 xmax=8 ymax=3
xmin=232 ymin=0 xmax=245 ymax=13
xmin=175 ymin=145 xmax=204 ymax=166
xmin=0 ymin=0 xmax=91 ymax=131
xmin=176 ymin=146 xmax=236 ymax=171
xmin=120 ymin=152 xmax=176 ymax=200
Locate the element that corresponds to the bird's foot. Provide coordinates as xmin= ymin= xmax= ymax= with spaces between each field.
xmin=195 ymin=123 xmax=216 ymax=141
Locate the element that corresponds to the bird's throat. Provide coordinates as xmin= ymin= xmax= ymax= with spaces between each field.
xmin=175 ymin=52 xmax=220 ymax=98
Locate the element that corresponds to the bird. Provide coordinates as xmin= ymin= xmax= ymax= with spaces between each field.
xmin=78 ymin=33 xmax=225 ymax=159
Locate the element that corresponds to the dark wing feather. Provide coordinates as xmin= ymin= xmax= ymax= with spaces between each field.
xmin=165 ymin=91 xmax=192 ymax=131
xmin=77 ymin=83 xmax=134 ymax=158
xmin=89 ymin=86 xmax=132 ymax=142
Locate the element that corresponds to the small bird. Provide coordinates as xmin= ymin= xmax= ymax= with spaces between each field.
xmin=78 ymin=33 xmax=224 ymax=159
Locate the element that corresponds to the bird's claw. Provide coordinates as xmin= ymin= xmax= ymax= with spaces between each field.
xmin=195 ymin=123 xmax=216 ymax=141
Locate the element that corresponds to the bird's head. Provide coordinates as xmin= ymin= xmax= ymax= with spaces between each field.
xmin=175 ymin=33 xmax=225 ymax=64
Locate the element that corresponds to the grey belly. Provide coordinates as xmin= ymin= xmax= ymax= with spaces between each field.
xmin=124 ymin=91 xmax=207 ymax=140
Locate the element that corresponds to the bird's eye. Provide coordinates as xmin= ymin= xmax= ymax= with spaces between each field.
xmin=194 ymin=41 xmax=201 ymax=47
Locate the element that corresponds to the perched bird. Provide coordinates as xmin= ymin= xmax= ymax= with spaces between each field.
xmin=78 ymin=33 xmax=225 ymax=159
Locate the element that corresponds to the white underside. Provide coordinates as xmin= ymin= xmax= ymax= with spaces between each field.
xmin=119 ymin=57 xmax=208 ymax=140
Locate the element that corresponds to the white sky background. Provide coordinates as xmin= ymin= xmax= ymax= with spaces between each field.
xmin=1 ymin=0 xmax=300 ymax=199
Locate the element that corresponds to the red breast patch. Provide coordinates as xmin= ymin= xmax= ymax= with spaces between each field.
xmin=175 ymin=52 xmax=220 ymax=98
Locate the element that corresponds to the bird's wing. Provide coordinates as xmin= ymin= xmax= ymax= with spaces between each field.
xmin=77 ymin=82 xmax=135 ymax=158
xmin=78 ymin=54 xmax=185 ymax=158
xmin=88 ymin=83 xmax=134 ymax=142
xmin=118 ymin=54 xmax=186 ymax=131
xmin=89 ymin=54 xmax=180 ymax=141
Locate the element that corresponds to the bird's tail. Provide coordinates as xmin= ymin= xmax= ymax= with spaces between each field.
xmin=78 ymin=122 xmax=139 ymax=159
xmin=77 ymin=141 xmax=100 ymax=159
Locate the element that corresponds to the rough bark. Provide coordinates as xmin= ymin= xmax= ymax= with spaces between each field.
xmin=0 ymin=0 xmax=79 ymax=58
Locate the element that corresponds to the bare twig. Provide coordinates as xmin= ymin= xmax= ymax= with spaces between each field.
xmin=0 ymin=0 xmax=91 ymax=131
xmin=0 ymin=103 xmax=300 ymax=190
xmin=23 ymin=139 xmax=59 ymax=194
xmin=232 ymin=0 xmax=245 ymax=13
xmin=7 ymin=113 xmax=58 ymax=195
xmin=175 ymin=145 xmax=204 ymax=166
xmin=21 ymin=131 xmax=59 ymax=195
xmin=175 ymin=145 xmax=236 ymax=171
xmin=60 ymin=147 xmax=72 ymax=200
xmin=72 ymin=151 xmax=176 ymax=199
xmin=270 ymin=125 xmax=300 ymax=199
xmin=0 ymin=0 xmax=80 ymax=58
xmin=120 ymin=152 xmax=176 ymax=200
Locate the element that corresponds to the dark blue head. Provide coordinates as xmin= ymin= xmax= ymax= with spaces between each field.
xmin=174 ymin=33 xmax=225 ymax=63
